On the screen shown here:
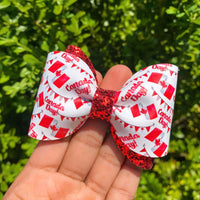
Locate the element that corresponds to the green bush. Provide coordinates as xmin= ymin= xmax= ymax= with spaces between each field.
xmin=0 ymin=0 xmax=200 ymax=199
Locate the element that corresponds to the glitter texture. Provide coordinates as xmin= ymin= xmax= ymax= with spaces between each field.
xmin=65 ymin=45 xmax=97 ymax=80
xmin=111 ymin=126 xmax=154 ymax=169
xmin=90 ymin=88 xmax=117 ymax=121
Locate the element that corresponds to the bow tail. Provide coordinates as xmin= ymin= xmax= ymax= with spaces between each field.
xmin=110 ymin=125 xmax=154 ymax=169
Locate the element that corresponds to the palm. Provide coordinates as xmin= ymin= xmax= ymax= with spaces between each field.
xmin=11 ymin=168 xmax=101 ymax=200
xmin=4 ymin=65 xmax=142 ymax=200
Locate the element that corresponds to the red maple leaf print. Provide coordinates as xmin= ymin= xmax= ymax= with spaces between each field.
xmin=56 ymin=70 xmax=61 ymax=77
xmin=141 ymin=108 xmax=147 ymax=114
xmin=155 ymin=138 xmax=161 ymax=146
xmin=160 ymin=80 xmax=167 ymax=88
xmin=50 ymin=125 xmax=58 ymax=131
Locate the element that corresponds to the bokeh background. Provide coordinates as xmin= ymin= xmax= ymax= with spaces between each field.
xmin=0 ymin=0 xmax=200 ymax=199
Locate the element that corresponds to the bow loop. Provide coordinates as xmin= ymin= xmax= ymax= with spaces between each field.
xmin=29 ymin=49 xmax=99 ymax=140
xmin=110 ymin=63 xmax=178 ymax=160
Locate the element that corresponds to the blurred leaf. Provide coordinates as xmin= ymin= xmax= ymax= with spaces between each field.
xmin=23 ymin=54 xmax=41 ymax=65
xmin=0 ymin=0 xmax=11 ymax=9
xmin=166 ymin=6 xmax=177 ymax=14
xmin=41 ymin=40 xmax=49 ymax=52
xmin=66 ymin=17 xmax=81 ymax=35
xmin=64 ymin=0 xmax=77 ymax=9
xmin=0 ymin=181 xmax=8 ymax=192
xmin=53 ymin=4 xmax=63 ymax=15
xmin=0 ymin=73 xmax=9 ymax=84
xmin=0 ymin=37 xmax=18 ymax=46
xmin=192 ymin=16 xmax=200 ymax=25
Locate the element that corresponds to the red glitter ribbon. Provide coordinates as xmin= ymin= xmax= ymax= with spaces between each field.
xmin=66 ymin=46 xmax=153 ymax=169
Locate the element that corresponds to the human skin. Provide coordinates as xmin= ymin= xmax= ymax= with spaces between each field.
xmin=3 ymin=65 xmax=142 ymax=200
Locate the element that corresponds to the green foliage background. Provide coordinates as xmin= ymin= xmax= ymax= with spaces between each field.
xmin=0 ymin=0 xmax=200 ymax=199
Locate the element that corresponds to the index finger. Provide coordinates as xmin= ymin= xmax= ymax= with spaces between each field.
xmin=106 ymin=159 xmax=142 ymax=200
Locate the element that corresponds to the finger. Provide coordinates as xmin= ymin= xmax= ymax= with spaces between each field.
xmin=58 ymin=65 xmax=132 ymax=181
xmin=26 ymin=137 xmax=71 ymax=172
xmin=106 ymin=159 xmax=142 ymax=200
xmin=25 ymin=70 xmax=103 ymax=172
xmin=58 ymin=118 xmax=109 ymax=180
xmin=100 ymin=65 xmax=132 ymax=90
xmin=85 ymin=65 xmax=133 ymax=198
xmin=96 ymin=70 xmax=103 ymax=86
xmin=85 ymin=134 xmax=125 ymax=199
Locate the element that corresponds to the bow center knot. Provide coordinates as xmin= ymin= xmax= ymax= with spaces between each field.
xmin=90 ymin=88 xmax=117 ymax=121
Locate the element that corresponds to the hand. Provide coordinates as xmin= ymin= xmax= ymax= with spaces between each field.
xmin=3 ymin=65 xmax=142 ymax=200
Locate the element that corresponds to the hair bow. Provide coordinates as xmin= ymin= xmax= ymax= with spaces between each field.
xmin=28 ymin=45 xmax=178 ymax=169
